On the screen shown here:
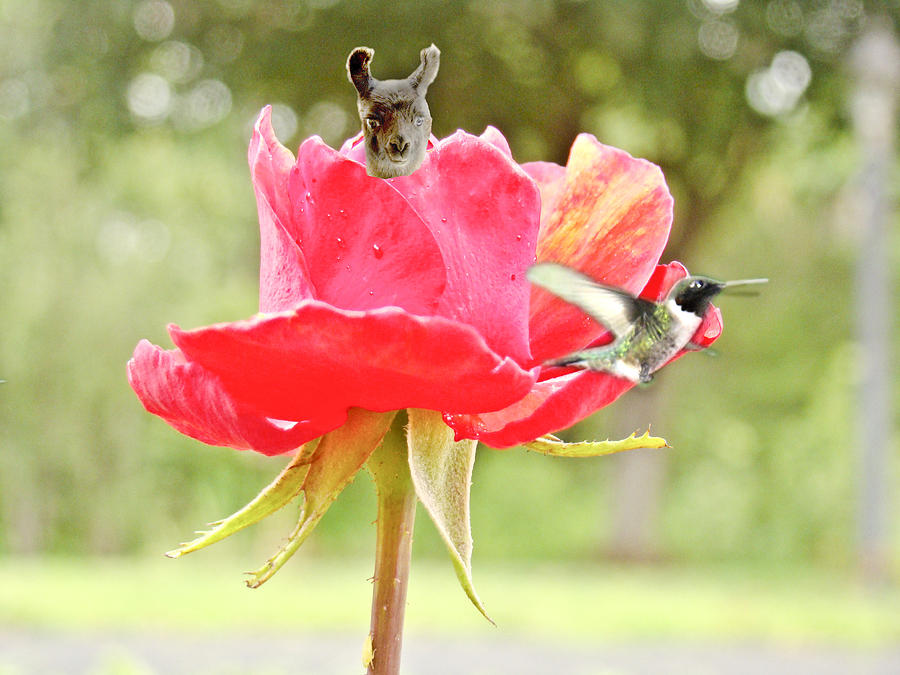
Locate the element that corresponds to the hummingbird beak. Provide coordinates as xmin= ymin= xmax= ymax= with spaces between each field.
xmin=720 ymin=278 xmax=768 ymax=296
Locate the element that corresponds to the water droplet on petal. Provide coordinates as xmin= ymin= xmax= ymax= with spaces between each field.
xmin=336 ymin=237 xmax=345 ymax=248
xmin=372 ymin=244 xmax=383 ymax=259
xmin=440 ymin=217 xmax=448 ymax=223
xmin=510 ymin=273 xmax=517 ymax=281
xmin=368 ymin=290 xmax=375 ymax=296
xmin=515 ymin=234 xmax=522 ymax=241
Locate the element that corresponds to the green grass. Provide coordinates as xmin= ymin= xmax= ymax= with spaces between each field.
xmin=1 ymin=556 xmax=898 ymax=648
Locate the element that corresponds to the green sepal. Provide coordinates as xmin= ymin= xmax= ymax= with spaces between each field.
xmin=406 ymin=408 xmax=491 ymax=623
xmin=245 ymin=408 xmax=396 ymax=587
xmin=524 ymin=430 xmax=668 ymax=457
xmin=165 ymin=439 xmax=320 ymax=559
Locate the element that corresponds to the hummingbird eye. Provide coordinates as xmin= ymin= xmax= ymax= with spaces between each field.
xmin=689 ymin=279 xmax=705 ymax=290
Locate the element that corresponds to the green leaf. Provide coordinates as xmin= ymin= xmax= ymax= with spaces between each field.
xmin=245 ymin=408 xmax=396 ymax=587
xmin=406 ymin=408 xmax=491 ymax=622
xmin=165 ymin=439 xmax=320 ymax=559
xmin=524 ymin=431 xmax=668 ymax=457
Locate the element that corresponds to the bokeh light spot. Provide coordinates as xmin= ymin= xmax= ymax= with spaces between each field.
xmin=150 ymin=41 xmax=204 ymax=83
xmin=698 ymin=19 xmax=739 ymax=60
xmin=573 ymin=51 xmax=621 ymax=96
xmin=172 ymin=79 xmax=232 ymax=130
xmin=133 ymin=0 xmax=175 ymax=42
xmin=302 ymin=101 xmax=349 ymax=147
xmin=745 ymin=51 xmax=811 ymax=117
xmin=702 ymin=0 xmax=739 ymax=13
xmin=97 ymin=213 xmax=171 ymax=265
xmin=770 ymin=50 xmax=812 ymax=93
xmin=204 ymin=24 xmax=244 ymax=64
xmin=270 ymin=103 xmax=299 ymax=142
xmin=126 ymin=73 xmax=173 ymax=124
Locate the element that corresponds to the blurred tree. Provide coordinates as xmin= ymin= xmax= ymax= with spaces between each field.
xmin=0 ymin=0 xmax=896 ymax=567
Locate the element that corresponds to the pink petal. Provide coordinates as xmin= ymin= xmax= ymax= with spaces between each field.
xmin=127 ymin=340 xmax=339 ymax=455
xmin=526 ymin=134 xmax=674 ymax=364
xmin=338 ymin=132 xmax=366 ymax=161
xmin=169 ymin=302 xmax=538 ymax=422
xmin=386 ymin=130 xmax=542 ymax=364
xmin=694 ymin=304 xmax=723 ymax=347
xmin=286 ymin=136 xmax=447 ymax=314
xmin=523 ymin=161 xmax=567 ymax=222
xmin=249 ymin=106 xmax=296 ymax=231
xmin=477 ymin=126 xmax=513 ymax=157
xmin=641 ymin=261 xmax=688 ymax=301
xmin=250 ymin=107 xmax=316 ymax=311
xmin=444 ymin=369 xmax=631 ymax=449
xmin=256 ymin=182 xmax=317 ymax=312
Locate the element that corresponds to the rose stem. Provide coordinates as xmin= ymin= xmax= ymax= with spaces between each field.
xmin=366 ymin=422 xmax=417 ymax=675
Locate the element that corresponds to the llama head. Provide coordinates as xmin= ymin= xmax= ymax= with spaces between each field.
xmin=347 ymin=44 xmax=440 ymax=178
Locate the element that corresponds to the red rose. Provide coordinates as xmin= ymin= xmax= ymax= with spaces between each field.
xmin=128 ymin=107 xmax=721 ymax=455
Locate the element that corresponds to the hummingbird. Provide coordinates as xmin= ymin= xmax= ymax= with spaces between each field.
xmin=527 ymin=262 xmax=767 ymax=384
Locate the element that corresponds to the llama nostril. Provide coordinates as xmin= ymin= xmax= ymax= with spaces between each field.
xmin=390 ymin=136 xmax=409 ymax=158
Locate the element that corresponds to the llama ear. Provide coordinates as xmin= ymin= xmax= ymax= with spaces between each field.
xmin=347 ymin=47 xmax=375 ymax=96
xmin=409 ymin=44 xmax=440 ymax=95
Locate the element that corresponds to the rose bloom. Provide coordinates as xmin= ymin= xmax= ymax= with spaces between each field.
xmin=128 ymin=106 xmax=721 ymax=455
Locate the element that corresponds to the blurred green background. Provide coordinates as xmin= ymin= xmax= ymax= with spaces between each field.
xmin=1 ymin=0 xmax=899 ymax=669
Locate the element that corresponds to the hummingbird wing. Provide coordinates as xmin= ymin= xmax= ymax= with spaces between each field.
xmin=527 ymin=262 xmax=653 ymax=340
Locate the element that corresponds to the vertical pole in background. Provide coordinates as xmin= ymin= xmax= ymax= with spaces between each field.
xmin=606 ymin=387 xmax=666 ymax=562
xmin=849 ymin=22 xmax=899 ymax=585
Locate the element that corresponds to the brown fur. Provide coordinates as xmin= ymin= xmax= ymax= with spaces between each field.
xmin=347 ymin=44 xmax=440 ymax=178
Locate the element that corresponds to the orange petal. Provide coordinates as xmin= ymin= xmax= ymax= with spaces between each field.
xmin=525 ymin=135 xmax=673 ymax=363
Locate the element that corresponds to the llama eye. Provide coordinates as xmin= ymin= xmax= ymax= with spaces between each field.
xmin=366 ymin=118 xmax=380 ymax=131
xmin=414 ymin=116 xmax=425 ymax=127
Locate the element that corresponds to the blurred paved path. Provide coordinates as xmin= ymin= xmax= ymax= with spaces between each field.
xmin=2 ymin=629 xmax=899 ymax=674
